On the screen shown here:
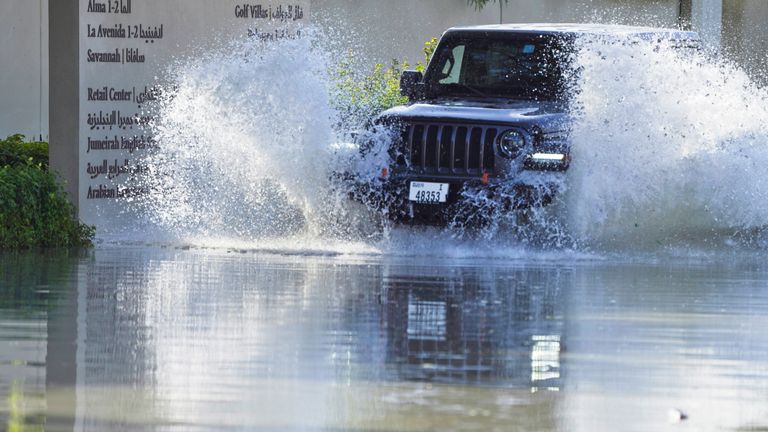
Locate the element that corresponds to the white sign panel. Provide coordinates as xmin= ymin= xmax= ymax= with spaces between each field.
xmin=78 ymin=0 xmax=310 ymax=227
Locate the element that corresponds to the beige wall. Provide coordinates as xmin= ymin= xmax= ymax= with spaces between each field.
xmin=500 ymin=0 xmax=680 ymax=26
xmin=1 ymin=1 xmax=767 ymax=141
xmin=313 ymin=0 xmax=682 ymax=67
xmin=0 ymin=0 xmax=47 ymax=140
xmin=312 ymin=0 xmax=497 ymax=66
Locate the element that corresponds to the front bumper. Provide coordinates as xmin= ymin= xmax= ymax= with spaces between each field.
xmin=358 ymin=173 xmax=559 ymax=226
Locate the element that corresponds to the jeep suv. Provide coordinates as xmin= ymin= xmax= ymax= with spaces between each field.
xmin=351 ymin=24 xmax=699 ymax=225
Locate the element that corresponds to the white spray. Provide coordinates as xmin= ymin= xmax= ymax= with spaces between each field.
xmin=135 ymin=34 xmax=354 ymax=241
xmin=565 ymin=37 xmax=768 ymax=248
xmin=133 ymin=31 xmax=768 ymax=252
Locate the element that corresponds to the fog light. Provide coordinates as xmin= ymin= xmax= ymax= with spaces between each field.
xmin=523 ymin=152 xmax=570 ymax=172
xmin=530 ymin=153 xmax=566 ymax=162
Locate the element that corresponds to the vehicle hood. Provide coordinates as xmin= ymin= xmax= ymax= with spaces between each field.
xmin=377 ymin=99 xmax=569 ymax=132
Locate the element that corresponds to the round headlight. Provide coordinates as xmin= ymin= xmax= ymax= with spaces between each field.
xmin=498 ymin=130 xmax=526 ymax=159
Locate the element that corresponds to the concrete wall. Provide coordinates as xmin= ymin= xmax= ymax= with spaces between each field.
xmin=313 ymin=0 xmax=682 ymax=67
xmin=723 ymin=0 xmax=768 ymax=84
xmin=692 ymin=0 xmax=723 ymax=50
xmin=1 ymin=0 xmax=767 ymax=141
xmin=312 ymin=0 xmax=498 ymax=66
xmin=0 ymin=0 xmax=48 ymax=140
xmin=499 ymin=0 xmax=680 ymax=27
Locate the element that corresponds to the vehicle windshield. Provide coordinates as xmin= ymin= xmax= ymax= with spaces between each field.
xmin=424 ymin=33 xmax=571 ymax=101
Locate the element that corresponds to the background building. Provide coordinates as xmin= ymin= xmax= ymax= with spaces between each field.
xmin=0 ymin=0 xmax=47 ymax=140
xmin=0 ymin=0 xmax=766 ymax=140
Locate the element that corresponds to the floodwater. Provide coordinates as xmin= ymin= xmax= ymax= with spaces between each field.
xmin=2 ymin=245 xmax=768 ymax=431
xmin=5 ymin=25 xmax=768 ymax=432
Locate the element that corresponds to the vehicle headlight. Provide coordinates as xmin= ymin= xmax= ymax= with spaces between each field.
xmin=498 ymin=130 xmax=526 ymax=159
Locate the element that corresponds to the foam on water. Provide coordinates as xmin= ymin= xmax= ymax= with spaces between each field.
xmin=129 ymin=30 xmax=768 ymax=256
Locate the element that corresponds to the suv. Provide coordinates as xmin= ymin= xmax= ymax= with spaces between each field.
xmin=349 ymin=24 xmax=699 ymax=226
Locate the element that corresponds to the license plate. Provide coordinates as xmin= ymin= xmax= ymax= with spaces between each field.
xmin=409 ymin=182 xmax=449 ymax=204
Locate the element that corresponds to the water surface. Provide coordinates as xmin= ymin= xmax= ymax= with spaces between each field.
xmin=2 ymin=246 xmax=768 ymax=431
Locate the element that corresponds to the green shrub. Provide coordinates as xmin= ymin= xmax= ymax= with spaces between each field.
xmin=333 ymin=38 xmax=438 ymax=127
xmin=0 ymin=135 xmax=94 ymax=249
xmin=0 ymin=134 xmax=48 ymax=168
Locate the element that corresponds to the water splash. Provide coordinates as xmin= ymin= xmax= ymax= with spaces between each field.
xmin=565 ymin=37 xmax=768 ymax=248
xmin=134 ymin=32 xmax=372 ymax=242
xmin=130 ymin=30 xmax=768 ymax=254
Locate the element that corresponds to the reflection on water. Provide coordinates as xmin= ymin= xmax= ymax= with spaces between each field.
xmin=1 ymin=247 xmax=768 ymax=431
xmin=384 ymin=268 xmax=564 ymax=392
xmin=0 ymin=313 xmax=46 ymax=432
xmin=0 ymin=252 xmax=80 ymax=432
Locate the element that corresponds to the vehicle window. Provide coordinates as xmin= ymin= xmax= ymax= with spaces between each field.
xmin=464 ymin=42 xmax=543 ymax=86
xmin=426 ymin=34 xmax=569 ymax=101
xmin=439 ymin=45 xmax=465 ymax=84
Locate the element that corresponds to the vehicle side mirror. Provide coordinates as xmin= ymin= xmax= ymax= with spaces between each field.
xmin=400 ymin=70 xmax=424 ymax=100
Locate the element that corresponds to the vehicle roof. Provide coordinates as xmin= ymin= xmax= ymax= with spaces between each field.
xmin=445 ymin=23 xmax=699 ymax=40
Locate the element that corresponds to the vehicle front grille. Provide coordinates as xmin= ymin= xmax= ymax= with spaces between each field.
xmin=393 ymin=123 xmax=498 ymax=174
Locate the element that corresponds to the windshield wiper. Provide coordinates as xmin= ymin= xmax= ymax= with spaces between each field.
xmin=454 ymin=83 xmax=490 ymax=99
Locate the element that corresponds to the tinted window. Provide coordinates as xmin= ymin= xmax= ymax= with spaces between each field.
xmin=425 ymin=33 xmax=571 ymax=101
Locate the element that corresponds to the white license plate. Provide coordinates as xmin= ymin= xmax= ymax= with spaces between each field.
xmin=409 ymin=182 xmax=449 ymax=204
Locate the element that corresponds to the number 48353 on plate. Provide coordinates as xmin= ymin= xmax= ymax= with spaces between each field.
xmin=409 ymin=182 xmax=449 ymax=204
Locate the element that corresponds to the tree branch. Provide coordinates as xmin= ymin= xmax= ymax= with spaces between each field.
xmin=467 ymin=0 xmax=508 ymax=11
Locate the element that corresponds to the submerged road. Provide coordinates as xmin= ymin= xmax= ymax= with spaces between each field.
xmin=2 ymin=245 xmax=768 ymax=431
